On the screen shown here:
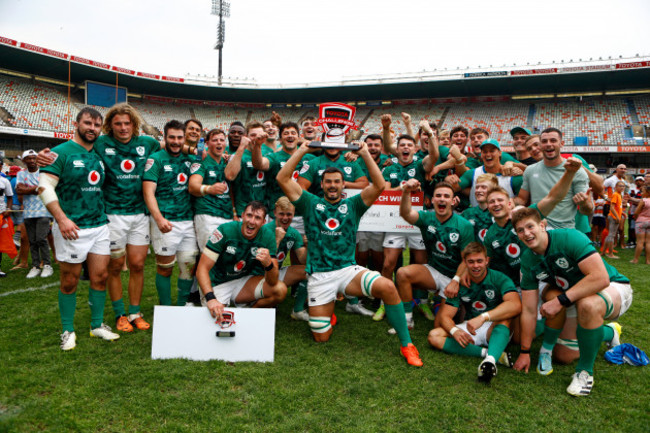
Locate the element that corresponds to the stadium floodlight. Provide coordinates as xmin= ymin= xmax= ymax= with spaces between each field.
xmin=211 ymin=0 xmax=231 ymax=85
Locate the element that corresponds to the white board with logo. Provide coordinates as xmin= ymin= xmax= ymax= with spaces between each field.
xmin=344 ymin=189 xmax=424 ymax=233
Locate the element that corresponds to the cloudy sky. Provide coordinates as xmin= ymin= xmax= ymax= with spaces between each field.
xmin=1 ymin=0 xmax=649 ymax=85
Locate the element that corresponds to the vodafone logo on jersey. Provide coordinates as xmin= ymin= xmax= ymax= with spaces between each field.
xmin=87 ymin=170 xmax=101 ymax=185
xmin=256 ymin=171 xmax=265 ymax=182
xmin=472 ymin=301 xmax=487 ymax=311
xmin=292 ymin=170 xmax=299 ymax=181
xmin=177 ymin=173 xmax=188 ymax=185
xmin=121 ymin=159 xmax=135 ymax=173
xmin=505 ymin=243 xmax=520 ymax=258
xmin=436 ymin=241 xmax=447 ymax=253
xmin=325 ymin=218 xmax=340 ymax=230
xmin=234 ymin=260 xmax=246 ymax=272
xmin=555 ymin=276 xmax=570 ymax=290
xmin=478 ymin=228 xmax=487 ymax=242
xmin=277 ymin=251 xmax=286 ymax=262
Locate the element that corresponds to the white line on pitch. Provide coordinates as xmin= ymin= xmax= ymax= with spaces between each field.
xmin=0 ymin=282 xmax=59 ymax=297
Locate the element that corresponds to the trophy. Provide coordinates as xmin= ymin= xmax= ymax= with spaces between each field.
xmin=309 ymin=102 xmax=361 ymax=150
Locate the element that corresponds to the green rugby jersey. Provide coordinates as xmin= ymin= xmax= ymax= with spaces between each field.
xmin=264 ymin=219 xmax=304 ymax=264
xmin=142 ymin=150 xmax=193 ymax=222
xmin=41 ymin=140 xmax=108 ymax=228
xmin=382 ymin=159 xmax=426 ymax=187
xmin=446 ymin=269 xmax=517 ymax=320
xmin=465 ymin=153 xmax=518 ymax=170
xmin=232 ymin=150 xmax=267 ymax=216
xmin=414 ymin=211 xmax=475 ymax=278
xmin=190 ymin=154 xmax=232 ymax=219
xmin=356 ymin=154 xmax=388 ymax=179
xmin=205 ymin=221 xmax=276 ymax=286
xmin=292 ymin=191 xmax=368 ymax=274
xmin=484 ymin=219 xmax=522 ymax=285
xmin=520 ymin=228 xmax=630 ymax=292
xmin=298 ymin=154 xmax=365 ymax=197
xmin=265 ymin=150 xmax=314 ymax=211
xmin=94 ymin=135 xmax=160 ymax=215
xmin=462 ymin=206 xmax=494 ymax=243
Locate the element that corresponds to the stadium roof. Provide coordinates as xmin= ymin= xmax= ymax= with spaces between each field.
xmin=1 ymin=38 xmax=650 ymax=104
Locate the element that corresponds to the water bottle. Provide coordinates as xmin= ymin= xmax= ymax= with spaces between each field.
xmin=195 ymin=137 xmax=205 ymax=162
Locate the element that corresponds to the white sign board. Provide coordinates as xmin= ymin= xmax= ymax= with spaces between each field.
xmin=151 ymin=306 xmax=275 ymax=362
xmin=344 ymin=189 xmax=423 ymax=234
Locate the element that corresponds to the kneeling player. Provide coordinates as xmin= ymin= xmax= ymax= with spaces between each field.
xmin=512 ymin=207 xmax=633 ymax=396
xmin=428 ymin=242 xmax=521 ymax=383
xmin=196 ymin=201 xmax=287 ymax=319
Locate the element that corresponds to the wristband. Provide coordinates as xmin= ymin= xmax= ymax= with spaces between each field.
xmin=520 ymin=348 xmax=530 ymax=354
xmin=450 ymin=326 xmax=459 ymax=336
xmin=557 ymin=292 xmax=573 ymax=307
xmin=481 ymin=312 xmax=490 ymax=321
xmin=200 ymin=185 xmax=209 ymax=196
xmin=205 ymin=292 xmax=216 ymax=302
xmin=264 ymin=263 xmax=274 ymax=272
xmin=452 ymin=275 xmax=460 ymax=283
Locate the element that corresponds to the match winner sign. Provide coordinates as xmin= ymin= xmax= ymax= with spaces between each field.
xmin=151 ymin=306 xmax=275 ymax=362
xmin=344 ymin=189 xmax=423 ymax=234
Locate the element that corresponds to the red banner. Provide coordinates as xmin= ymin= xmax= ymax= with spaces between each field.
xmin=510 ymin=68 xmax=558 ymax=76
xmin=137 ymin=71 xmax=160 ymax=80
xmin=111 ymin=66 xmax=136 ymax=75
xmin=162 ymin=76 xmax=184 ymax=83
xmin=19 ymin=42 xmax=68 ymax=59
xmin=53 ymin=132 xmax=73 ymax=139
xmin=615 ymin=61 xmax=650 ymax=69
xmin=70 ymin=55 xmax=110 ymax=70
xmin=617 ymin=145 xmax=649 ymax=152
xmin=0 ymin=36 xmax=18 ymax=46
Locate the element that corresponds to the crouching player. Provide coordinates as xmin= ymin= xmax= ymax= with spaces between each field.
xmin=428 ymin=242 xmax=521 ymax=383
xmin=196 ymin=201 xmax=287 ymax=320
xmin=512 ymin=207 xmax=633 ymax=396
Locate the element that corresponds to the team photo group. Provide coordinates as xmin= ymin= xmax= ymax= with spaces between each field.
xmin=20 ymin=101 xmax=640 ymax=398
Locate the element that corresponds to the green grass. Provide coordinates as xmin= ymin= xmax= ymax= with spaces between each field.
xmin=1 ymin=249 xmax=649 ymax=433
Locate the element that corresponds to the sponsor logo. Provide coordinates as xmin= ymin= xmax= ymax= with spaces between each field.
xmin=71 ymin=254 xmax=78 ymax=259
xmin=177 ymin=173 xmax=188 ymax=184
xmin=163 ymin=164 xmax=172 ymax=172
xmin=390 ymin=173 xmax=398 ymax=179
xmin=234 ymin=260 xmax=246 ymax=272
xmin=555 ymin=258 xmax=569 ymax=269
xmin=472 ymin=301 xmax=487 ymax=311
xmin=492 ymin=240 xmax=501 ymax=248
xmin=536 ymin=271 xmax=548 ymax=280
xmin=436 ymin=241 xmax=446 ymax=253
xmin=190 ymin=163 xmax=201 ymax=174
xmin=73 ymin=160 xmax=85 ymax=168
xmin=105 ymin=148 xmax=116 ymax=155
xmin=449 ymin=232 xmax=459 ymax=243
xmin=407 ymin=168 xmax=415 ymax=177
xmin=485 ymin=290 xmax=495 ymax=300
xmin=427 ymin=225 xmax=436 ymax=234
xmin=120 ymin=159 xmax=135 ymax=173
xmin=338 ymin=204 xmax=348 ymax=214
xmin=505 ymin=243 xmax=520 ymax=258
xmin=316 ymin=204 xmax=325 ymax=211
xmin=136 ymin=146 xmax=145 ymax=156
xmin=277 ymin=251 xmax=286 ymax=262
xmin=209 ymin=229 xmax=223 ymax=244
xmin=468 ymin=219 xmax=476 ymax=226
xmin=144 ymin=158 xmax=154 ymax=172
xmin=292 ymin=170 xmax=299 ymax=181
xmin=478 ymin=228 xmax=487 ymax=241
xmin=246 ymin=161 xmax=253 ymax=168
xmin=208 ymin=170 xmax=216 ymax=177
xmin=87 ymin=170 xmax=101 ymax=185
xmin=555 ymin=276 xmax=570 ymax=290
xmin=256 ymin=171 xmax=265 ymax=182
xmin=50 ymin=152 xmax=59 ymax=163
xmin=318 ymin=169 xmax=324 ymax=176
xmin=461 ymin=296 xmax=471 ymax=302
xmin=226 ymin=246 xmax=236 ymax=254
xmin=325 ymin=218 xmax=340 ymax=230
xmin=300 ymin=163 xmax=310 ymax=174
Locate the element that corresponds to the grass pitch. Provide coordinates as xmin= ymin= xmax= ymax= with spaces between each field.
xmin=0 ymin=249 xmax=648 ymax=432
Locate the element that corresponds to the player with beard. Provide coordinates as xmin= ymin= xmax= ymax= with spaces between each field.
xmin=511 ymin=207 xmax=632 ymax=396
xmin=428 ymin=242 xmax=521 ymax=383
xmin=196 ymin=201 xmax=287 ymax=319
xmin=395 ymin=180 xmax=474 ymax=331
xmin=225 ymin=122 xmax=269 ymax=218
xmin=189 ymin=128 xmax=234 ymax=252
xmin=143 ymin=120 xmax=198 ymax=307
xmin=277 ymin=141 xmax=423 ymax=366
xmin=38 ymin=108 xmax=119 ymax=350
xmin=264 ymin=197 xmax=309 ymax=321
xmin=37 ymin=103 xmax=160 ymax=332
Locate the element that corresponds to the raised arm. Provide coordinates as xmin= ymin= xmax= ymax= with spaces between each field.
xmin=278 ymin=142 xmax=312 ymax=202
xmin=251 ymin=134 xmax=271 ymax=171
xmin=399 ymin=179 xmax=421 ymax=225
xmin=536 ymin=157 xmax=581 ymax=216
xmin=357 ymin=141 xmax=386 ymax=206
xmin=224 ymin=137 xmax=250 ymax=181
xmin=381 ymin=114 xmax=396 ymax=156
xmin=401 ymin=112 xmax=414 ymax=138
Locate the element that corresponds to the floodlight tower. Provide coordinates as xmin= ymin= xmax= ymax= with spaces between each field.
xmin=211 ymin=0 xmax=230 ymax=85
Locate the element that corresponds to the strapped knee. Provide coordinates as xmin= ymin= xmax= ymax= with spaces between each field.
xmin=176 ymin=250 xmax=197 ymax=280
xmin=309 ymin=316 xmax=332 ymax=334
xmin=361 ymin=270 xmax=381 ymax=298
xmin=156 ymin=258 xmax=177 ymax=269
xmin=110 ymin=248 xmax=126 ymax=259
xmin=254 ymin=279 xmax=265 ymax=300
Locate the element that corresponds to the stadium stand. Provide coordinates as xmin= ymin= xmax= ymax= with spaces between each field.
xmin=441 ymin=102 xmax=528 ymax=143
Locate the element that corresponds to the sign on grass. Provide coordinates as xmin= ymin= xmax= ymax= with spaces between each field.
xmin=344 ymin=189 xmax=423 ymax=234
